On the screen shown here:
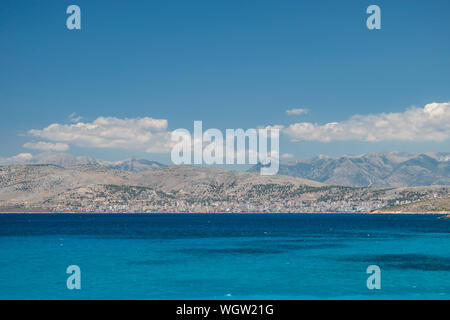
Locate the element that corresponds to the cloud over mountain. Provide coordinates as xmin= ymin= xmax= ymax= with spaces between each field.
xmin=282 ymin=102 xmax=450 ymax=142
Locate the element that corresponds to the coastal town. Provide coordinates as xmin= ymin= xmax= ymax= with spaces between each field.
xmin=20 ymin=182 xmax=450 ymax=214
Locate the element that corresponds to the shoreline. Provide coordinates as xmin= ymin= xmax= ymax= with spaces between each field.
xmin=0 ymin=210 xmax=448 ymax=216
xmin=369 ymin=210 xmax=450 ymax=215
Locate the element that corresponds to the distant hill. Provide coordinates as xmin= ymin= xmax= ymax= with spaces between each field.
xmin=0 ymin=164 xmax=324 ymax=200
xmin=2 ymin=151 xmax=450 ymax=187
xmin=249 ymin=152 xmax=450 ymax=188
xmin=0 ymin=164 xmax=448 ymax=213
xmin=0 ymin=152 xmax=166 ymax=172
xmin=103 ymin=158 xmax=166 ymax=172
xmin=0 ymin=164 xmax=325 ymax=212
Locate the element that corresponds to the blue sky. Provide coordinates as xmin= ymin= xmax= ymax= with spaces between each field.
xmin=1 ymin=0 xmax=449 ymax=163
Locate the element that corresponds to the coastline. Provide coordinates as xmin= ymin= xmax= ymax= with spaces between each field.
xmin=369 ymin=210 xmax=450 ymax=215
xmin=0 ymin=210 xmax=448 ymax=216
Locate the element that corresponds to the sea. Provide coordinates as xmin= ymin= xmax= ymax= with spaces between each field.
xmin=0 ymin=213 xmax=449 ymax=300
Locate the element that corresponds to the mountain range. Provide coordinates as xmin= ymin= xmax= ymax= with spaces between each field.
xmin=0 ymin=152 xmax=165 ymax=172
xmin=0 ymin=164 xmax=326 ymax=211
xmin=1 ymin=151 xmax=450 ymax=188
xmin=1 ymin=163 xmax=448 ymax=213
xmin=249 ymin=152 xmax=450 ymax=188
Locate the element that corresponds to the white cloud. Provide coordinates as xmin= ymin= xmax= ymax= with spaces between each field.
xmin=0 ymin=153 xmax=33 ymax=165
xmin=281 ymin=153 xmax=294 ymax=159
xmin=10 ymin=153 xmax=33 ymax=161
xmin=282 ymin=102 xmax=450 ymax=142
xmin=23 ymin=141 xmax=70 ymax=151
xmin=286 ymin=108 xmax=309 ymax=116
xmin=28 ymin=116 xmax=173 ymax=153
xmin=69 ymin=113 xmax=83 ymax=123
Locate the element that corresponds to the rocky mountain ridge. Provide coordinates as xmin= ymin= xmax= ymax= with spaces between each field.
xmin=0 ymin=152 xmax=166 ymax=172
xmin=250 ymin=152 xmax=450 ymax=187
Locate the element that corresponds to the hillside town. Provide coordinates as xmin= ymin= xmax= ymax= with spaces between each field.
xmin=8 ymin=180 xmax=450 ymax=214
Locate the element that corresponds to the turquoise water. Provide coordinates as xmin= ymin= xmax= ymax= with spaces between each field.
xmin=0 ymin=213 xmax=449 ymax=300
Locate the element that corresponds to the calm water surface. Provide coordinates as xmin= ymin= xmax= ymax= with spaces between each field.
xmin=0 ymin=213 xmax=449 ymax=299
